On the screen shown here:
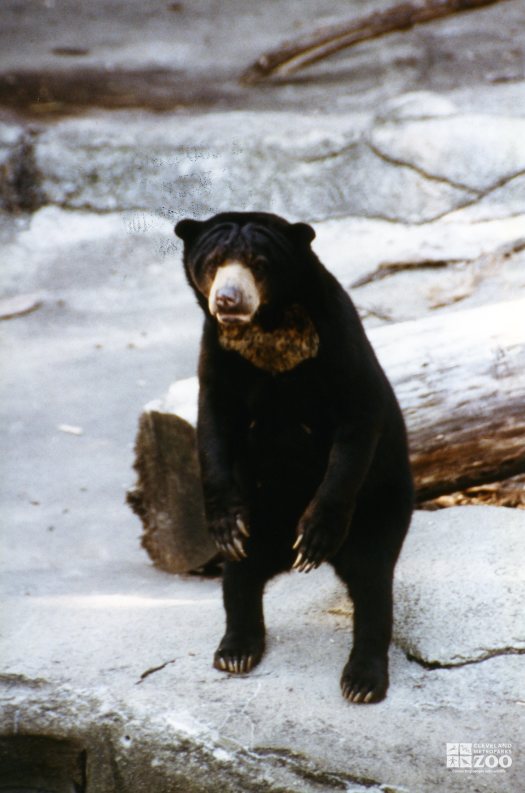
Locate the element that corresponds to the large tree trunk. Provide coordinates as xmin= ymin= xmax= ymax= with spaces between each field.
xmin=128 ymin=297 xmax=525 ymax=572
xmin=375 ymin=298 xmax=525 ymax=500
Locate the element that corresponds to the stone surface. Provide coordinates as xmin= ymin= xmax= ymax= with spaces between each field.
xmin=27 ymin=107 xmax=517 ymax=224
xmin=0 ymin=292 xmax=42 ymax=320
xmin=370 ymin=115 xmax=525 ymax=192
xmin=394 ymin=506 xmax=525 ymax=666
xmin=7 ymin=96 xmax=517 ymax=225
xmin=1 ymin=186 xmax=524 ymax=793
xmin=1 ymin=510 xmax=524 ymax=792
xmin=313 ymin=213 xmax=525 ymax=297
xmin=32 ymin=110 xmax=368 ymax=219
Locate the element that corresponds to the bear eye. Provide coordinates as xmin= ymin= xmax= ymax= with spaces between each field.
xmin=251 ymin=257 xmax=268 ymax=276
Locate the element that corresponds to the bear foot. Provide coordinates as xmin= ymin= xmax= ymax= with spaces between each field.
xmin=213 ymin=633 xmax=265 ymax=675
xmin=340 ymin=655 xmax=389 ymax=704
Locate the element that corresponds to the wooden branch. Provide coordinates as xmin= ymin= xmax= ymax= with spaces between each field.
xmin=241 ymin=0 xmax=508 ymax=84
xmin=128 ymin=297 xmax=525 ymax=571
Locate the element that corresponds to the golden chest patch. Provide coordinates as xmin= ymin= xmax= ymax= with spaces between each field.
xmin=218 ymin=305 xmax=319 ymax=374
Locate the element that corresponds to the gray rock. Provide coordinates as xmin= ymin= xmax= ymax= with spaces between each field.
xmin=394 ymin=506 xmax=525 ymax=666
xmin=371 ymin=115 xmax=525 ymax=193
xmin=1 ymin=510 xmax=523 ymax=793
xmin=298 ymin=141 xmax=474 ymax=223
xmin=34 ymin=111 xmax=366 ymax=218
xmin=31 ymin=99 xmax=525 ymax=225
xmin=347 ymin=235 xmax=525 ymax=324
xmin=313 ymin=212 xmax=525 ymax=294
xmin=32 ymin=109 xmax=478 ymax=224
xmin=374 ymin=91 xmax=459 ymax=123
xmin=444 ymin=172 xmax=525 ymax=223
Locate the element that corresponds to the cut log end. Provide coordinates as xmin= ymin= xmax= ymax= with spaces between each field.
xmin=128 ymin=410 xmax=216 ymax=574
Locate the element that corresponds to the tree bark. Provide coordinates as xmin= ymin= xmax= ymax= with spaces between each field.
xmin=374 ymin=297 xmax=525 ymax=500
xmin=129 ymin=297 xmax=525 ymax=571
xmin=241 ymin=0 xmax=508 ymax=84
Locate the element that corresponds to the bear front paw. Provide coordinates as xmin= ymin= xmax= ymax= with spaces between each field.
xmin=292 ymin=502 xmax=349 ymax=572
xmin=208 ymin=507 xmax=250 ymax=562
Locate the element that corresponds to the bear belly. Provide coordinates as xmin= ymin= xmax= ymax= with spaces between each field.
xmin=240 ymin=417 xmax=329 ymax=516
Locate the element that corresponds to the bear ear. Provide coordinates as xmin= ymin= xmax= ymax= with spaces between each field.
xmin=290 ymin=222 xmax=316 ymax=245
xmin=174 ymin=218 xmax=205 ymax=243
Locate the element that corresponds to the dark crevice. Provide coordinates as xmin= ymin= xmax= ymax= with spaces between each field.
xmin=0 ymin=131 xmax=47 ymax=213
xmin=351 ymin=235 xmax=525 ymax=290
xmin=0 ymin=736 xmax=87 ymax=792
xmin=252 ymin=746 xmax=382 ymax=790
xmin=367 ymin=139 xmax=481 ymax=195
xmin=350 ymin=258 xmax=456 ymax=288
xmin=406 ymin=646 xmax=525 ymax=670
xmin=0 ymin=673 xmax=49 ymax=689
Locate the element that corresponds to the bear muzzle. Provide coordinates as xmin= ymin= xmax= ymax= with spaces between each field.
xmin=208 ymin=262 xmax=261 ymax=325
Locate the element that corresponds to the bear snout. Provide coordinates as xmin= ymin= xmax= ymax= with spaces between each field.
xmin=209 ymin=261 xmax=261 ymax=324
xmin=215 ymin=285 xmax=242 ymax=312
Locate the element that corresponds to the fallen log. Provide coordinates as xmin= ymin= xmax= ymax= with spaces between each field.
xmin=241 ymin=0 xmax=508 ymax=84
xmin=128 ymin=297 xmax=525 ymax=572
xmin=241 ymin=0 xmax=508 ymax=85
xmin=377 ymin=298 xmax=525 ymax=500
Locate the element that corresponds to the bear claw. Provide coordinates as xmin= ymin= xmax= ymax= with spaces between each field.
xmin=341 ymin=683 xmax=374 ymax=703
xmin=236 ymin=516 xmax=250 ymax=537
xmin=214 ymin=652 xmax=258 ymax=675
xmin=292 ymin=551 xmax=318 ymax=573
xmin=292 ymin=533 xmax=304 ymax=550
xmin=219 ymin=538 xmax=247 ymax=561
xmin=232 ymin=536 xmax=247 ymax=558
xmin=340 ymin=658 xmax=388 ymax=704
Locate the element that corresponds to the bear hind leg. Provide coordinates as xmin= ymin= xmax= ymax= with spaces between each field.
xmin=338 ymin=564 xmax=393 ymax=704
xmin=214 ymin=559 xmax=267 ymax=675
xmin=333 ymin=499 xmax=411 ymax=703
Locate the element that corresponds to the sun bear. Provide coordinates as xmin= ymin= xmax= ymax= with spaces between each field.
xmin=175 ymin=211 xmax=413 ymax=703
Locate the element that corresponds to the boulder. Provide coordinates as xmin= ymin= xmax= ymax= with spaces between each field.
xmin=371 ymin=115 xmax=525 ymax=193
xmin=394 ymin=506 xmax=525 ymax=665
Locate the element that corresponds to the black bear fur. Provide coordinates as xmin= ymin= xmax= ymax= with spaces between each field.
xmin=175 ymin=211 xmax=414 ymax=703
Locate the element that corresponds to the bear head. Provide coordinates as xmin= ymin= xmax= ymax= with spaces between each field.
xmin=175 ymin=212 xmax=316 ymax=327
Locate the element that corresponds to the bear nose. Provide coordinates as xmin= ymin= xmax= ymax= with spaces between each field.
xmin=215 ymin=286 xmax=242 ymax=311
